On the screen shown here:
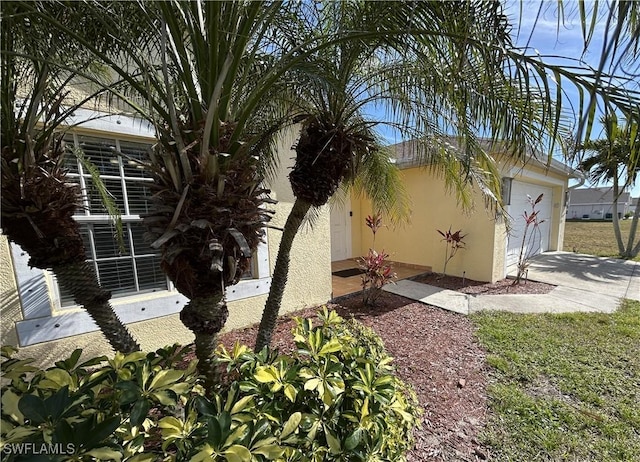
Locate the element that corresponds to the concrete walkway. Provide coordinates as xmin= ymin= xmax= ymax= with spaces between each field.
xmin=383 ymin=252 xmax=640 ymax=315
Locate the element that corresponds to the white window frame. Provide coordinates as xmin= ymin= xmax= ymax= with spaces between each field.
xmin=53 ymin=133 xmax=172 ymax=305
xmin=12 ymin=111 xmax=271 ymax=346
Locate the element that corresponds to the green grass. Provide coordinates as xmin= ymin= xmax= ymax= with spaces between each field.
xmin=564 ymin=220 xmax=639 ymax=261
xmin=472 ymin=300 xmax=640 ymax=462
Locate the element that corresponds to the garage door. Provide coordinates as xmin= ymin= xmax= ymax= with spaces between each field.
xmin=506 ymin=181 xmax=553 ymax=269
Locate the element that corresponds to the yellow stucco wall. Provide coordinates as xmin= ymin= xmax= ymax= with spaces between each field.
xmin=492 ymin=219 xmax=509 ymax=282
xmin=0 ymin=236 xmax=20 ymax=348
xmin=267 ymin=127 xmax=333 ymax=313
xmin=0 ymin=128 xmax=332 ymax=368
xmin=351 ymin=161 xmax=569 ymax=283
xmin=353 ymin=167 xmax=499 ymax=282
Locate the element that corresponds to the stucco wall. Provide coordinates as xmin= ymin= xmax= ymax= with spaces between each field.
xmin=350 ymin=161 xmax=570 ymax=283
xmin=551 ymin=184 xmax=567 ymax=250
xmin=0 ymin=127 xmax=332 ymax=368
xmin=492 ymin=219 xmax=508 ymax=282
xmin=352 ymin=167 xmax=499 ymax=282
xmin=0 ymin=236 xmax=20 ymax=347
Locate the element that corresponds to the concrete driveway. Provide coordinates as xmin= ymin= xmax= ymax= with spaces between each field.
xmin=384 ymin=251 xmax=639 ymax=315
xmin=521 ymin=252 xmax=640 ymax=302
xmin=474 ymin=251 xmax=640 ymax=314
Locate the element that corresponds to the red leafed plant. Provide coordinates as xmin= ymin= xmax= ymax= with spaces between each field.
xmin=514 ymin=193 xmax=545 ymax=284
xmin=437 ymin=227 xmax=467 ymax=278
xmin=360 ymin=214 xmax=395 ymax=306
xmin=359 ymin=249 xmax=396 ymax=306
xmin=365 ymin=213 xmax=383 ymax=246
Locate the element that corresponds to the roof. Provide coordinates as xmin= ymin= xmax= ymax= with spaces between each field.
xmin=388 ymin=138 xmax=583 ymax=179
xmin=569 ymin=187 xmax=631 ymax=205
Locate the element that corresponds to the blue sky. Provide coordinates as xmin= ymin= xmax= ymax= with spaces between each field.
xmin=378 ymin=1 xmax=638 ymax=198
xmin=507 ymin=0 xmax=639 ymax=197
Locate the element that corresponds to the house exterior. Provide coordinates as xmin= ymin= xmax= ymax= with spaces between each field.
xmin=1 ymin=113 xmax=332 ymax=368
xmin=331 ymin=140 xmax=581 ymax=283
xmin=567 ymin=187 xmax=631 ymax=220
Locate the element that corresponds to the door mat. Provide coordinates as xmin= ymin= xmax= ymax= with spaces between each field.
xmin=332 ymin=268 xmax=365 ymax=278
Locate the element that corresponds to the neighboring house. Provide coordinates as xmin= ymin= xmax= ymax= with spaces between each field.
xmin=331 ymin=139 xmax=582 ymax=283
xmin=0 ymin=111 xmax=332 ymax=366
xmin=567 ymin=187 xmax=631 ymax=220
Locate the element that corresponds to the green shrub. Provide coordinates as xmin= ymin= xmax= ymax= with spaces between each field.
xmin=1 ymin=309 xmax=420 ymax=461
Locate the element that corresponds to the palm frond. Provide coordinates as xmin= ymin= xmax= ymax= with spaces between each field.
xmin=73 ymin=146 xmax=124 ymax=253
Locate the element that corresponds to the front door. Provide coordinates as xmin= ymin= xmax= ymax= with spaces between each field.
xmin=330 ymin=199 xmax=351 ymax=261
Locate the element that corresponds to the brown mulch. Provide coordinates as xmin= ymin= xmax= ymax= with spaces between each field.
xmin=191 ymin=273 xmax=555 ymax=459
xmin=214 ymin=291 xmax=490 ymax=461
xmin=411 ymin=271 xmax=555 ymax=295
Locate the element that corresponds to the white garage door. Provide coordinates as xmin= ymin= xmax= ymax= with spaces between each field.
xmin=506 ymin=181 xmax=553 ymax=269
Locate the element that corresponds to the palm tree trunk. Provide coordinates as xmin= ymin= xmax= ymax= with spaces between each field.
xmin=179 ymin=294 xmax=227 ymax=389
xmin=624 ymin=202 xmax=640 ymax=258
xmin=611 ymin=178 xmax=626 ymax=255
xmin=52 ymin=261 xmax=140 ymax=353
xmin=255 ymin=198 xmax=312 ymax=351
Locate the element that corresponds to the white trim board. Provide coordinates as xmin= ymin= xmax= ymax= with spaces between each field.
xmin=15 ymin=277 xmax=271 ymax=346
xmin=507 ymin=167 xmax=565 ymax=187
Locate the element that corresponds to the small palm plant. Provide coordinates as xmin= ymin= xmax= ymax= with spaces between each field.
xmin=366 ymin=214 xmax=384 ymax=246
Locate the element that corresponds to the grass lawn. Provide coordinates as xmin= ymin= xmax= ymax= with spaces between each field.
xmin=472 ymin=300 xmax=640 ymax=461
xmin=564 ymin=220 xmax=639 ymax=260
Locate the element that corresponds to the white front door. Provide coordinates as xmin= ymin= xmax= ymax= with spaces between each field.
xmin=330 ymin=199 xmax=351 ymax=261
xmin=506 ymin=181 xmax=553 ymax=269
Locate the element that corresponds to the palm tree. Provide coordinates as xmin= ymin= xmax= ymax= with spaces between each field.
xmin=578 ymin=115 xmax=640 ymax=258
xmin=31 ymin=0 xmax=324 ymax=383
xmin=31 ymin=0 xmax=640 ymax=363
xmin=108 ymin=2 xmax=286 ymax=383
xmin=0 ymin=2 xmax=140 ymax=353
xmin=253 ymin=0 xmax=580 ymax=350
xmin=572 ymin=0 xmax=640 ymax=145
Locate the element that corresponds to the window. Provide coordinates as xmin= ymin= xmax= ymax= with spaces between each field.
xmin=12 ymin=113 xmax=271 ymax=346
xmin=59 ymin=135 xmax=169 ymax=305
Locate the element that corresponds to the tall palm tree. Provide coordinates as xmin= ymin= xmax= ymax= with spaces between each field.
xmin=31 ymin=0 xmax=640 ymax=363
xmin=578 ymin=115 xmax=640 ymax=258
xmin=0 ymin=2 xmax=140 ymax=353
xmin=254 ymin=0 xmax=574 ymax=350
xmin=572 ymin=0 xmax=640 ymax=145
xmin=107 ymin=2 xmax=286 ymax=383
xmin=32 ymin=0 xmax=323 ymax=383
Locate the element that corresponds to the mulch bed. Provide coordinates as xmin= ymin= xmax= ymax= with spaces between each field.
xmin=187 ymin=273 xmax=555 ymax=459
xmin=214 ymin=291 xmax=491 ymax=461
xmin=411 ymin=271 xmax=555 ymax=295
